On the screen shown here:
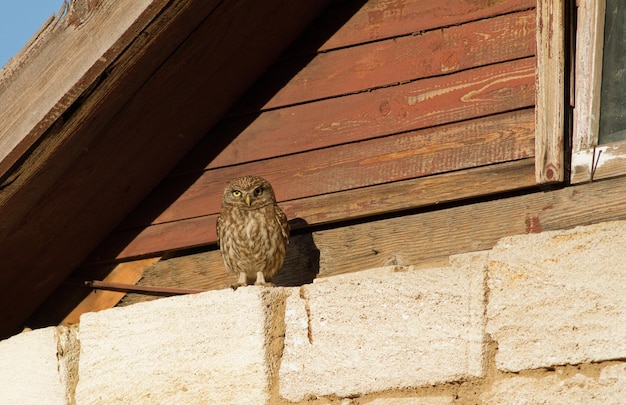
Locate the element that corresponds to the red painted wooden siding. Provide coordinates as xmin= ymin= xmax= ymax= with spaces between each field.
xmin=87 ymin=0 xmax=537 ymax=263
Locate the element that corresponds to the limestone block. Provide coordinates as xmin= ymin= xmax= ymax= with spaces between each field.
xmin=364 ymin=396 xmax=454 ymax=404
xmin=482 ymin=363 xmax=626 ymax=404
xmin=487 ymin=221 xmax=626 ymax=372
xmin=279 ymin=253 xmax=487 ymax=401
xmin=76 ymin=287 xmax=285 ymax=405
xmin=0 ymin=326 xmax=77 ymax=404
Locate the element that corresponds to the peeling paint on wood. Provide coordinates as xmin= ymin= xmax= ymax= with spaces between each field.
xmin=571 ymin=142 xmax=626 ymax=183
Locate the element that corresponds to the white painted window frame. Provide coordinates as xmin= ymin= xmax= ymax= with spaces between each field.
xmin=571 ymin=0 xmax=626 ymax=183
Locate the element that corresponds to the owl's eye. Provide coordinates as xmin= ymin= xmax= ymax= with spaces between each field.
xmin=232 ymin=190 xmax=242 ymax=198
xmin=253 ymin=187 xmax=263 ymax=197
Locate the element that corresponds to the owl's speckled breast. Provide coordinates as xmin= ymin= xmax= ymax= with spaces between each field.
xmin=218 ymin=204 xmax=287 ymax=280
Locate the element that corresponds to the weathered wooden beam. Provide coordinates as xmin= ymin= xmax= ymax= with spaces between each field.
xmin=0 ymin=0 xmax=172 ymax=178
xmin=535 ymin=0 xmax=567 ymax=183
xmin=120 ymin=174 xmax=626 ymax=309
xmin=313 ymin=178 xmax=626 ymax=278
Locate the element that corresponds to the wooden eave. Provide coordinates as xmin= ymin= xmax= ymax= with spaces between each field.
xmin=0 ymin=0 xmax=332 ymax=338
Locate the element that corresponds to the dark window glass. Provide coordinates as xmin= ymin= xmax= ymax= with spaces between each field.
xmin=599 ymin=0 xmax=626 ymax=144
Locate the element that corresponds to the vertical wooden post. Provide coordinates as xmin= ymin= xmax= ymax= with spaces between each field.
xmin=535 ymin=0 xmax=567 ymax=183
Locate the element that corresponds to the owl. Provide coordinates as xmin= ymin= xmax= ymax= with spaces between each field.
xmin=216 ymin=175 xmax=290 ymax=288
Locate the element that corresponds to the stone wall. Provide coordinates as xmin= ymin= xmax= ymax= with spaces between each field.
xmin=2 ymin=221 xmax=626 ymax=404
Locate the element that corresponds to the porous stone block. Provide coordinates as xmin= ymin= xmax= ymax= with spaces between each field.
xmin=75 ymin=287 xmax=285 ymax=404
xmin=0 ymin=326 xmax=77 ymax=404
xmin=487 ymin=221 xmax=626 ymax=372
xmin=482 ymin=363 xmax=626 ymax=404
xmin=365 ymin=396 xmax=454 ymax=404
xmin=279 ymin=253 xmax=487 ymax=401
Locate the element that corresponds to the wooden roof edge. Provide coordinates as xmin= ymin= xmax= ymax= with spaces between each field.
xmin=0 ymin=0 xmax=171 ymax=180
xmin=0 ymin=2 xmax=64 ymax=87
xmin=0 ymin=0 xmax=335 ymax=339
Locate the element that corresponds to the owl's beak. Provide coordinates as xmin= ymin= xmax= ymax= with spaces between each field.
xmin=245 ymin=195 xmax=251 ymax=206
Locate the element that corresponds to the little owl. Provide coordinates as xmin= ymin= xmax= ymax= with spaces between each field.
xmin=216 ymin=175 xmax=289 ymax=287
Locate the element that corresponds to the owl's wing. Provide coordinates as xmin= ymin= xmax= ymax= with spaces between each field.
xmin=275 ymin=205 xmax=290 ymax=243
xmin=215 ymin=214 xmax=222 ymax=247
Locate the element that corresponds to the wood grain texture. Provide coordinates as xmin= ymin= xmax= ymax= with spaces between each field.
xmin=316 ymin=0 xmax=535 ymax=51
xmin=117 ymin=174 xmax=626 ymax=303
xmin=535 ymin=0 xmax=566 ymax=183
xmin=173 ymin=57 xmax=535 ymax=176
xmin=0 ymin=0 xmax=171 ymax=178
xmin=99 ymin=4 xmax=539 ymax=269
xmin=89 ymin=157 xmax=537 ymax=262
xmin=232 ymin=10 xmax=536 ymax=112
xmin=314 ymin=176 xmax=626 ymax=277
xmin=122 ymin=109 xmax=536 ymax=229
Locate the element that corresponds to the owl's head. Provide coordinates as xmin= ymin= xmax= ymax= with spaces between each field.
xmin=221 ymin=175 xmax=278 ymax=209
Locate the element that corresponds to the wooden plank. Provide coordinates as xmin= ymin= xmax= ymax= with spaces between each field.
xmin=117 ymin=173 xmax=626 ymax=301
xmin=315 ymin=0 xmax=536 ymax=51
xmin=535 ymin=0 xmax=566 ymax=183
xmin=89 ymin=158 xmax=537 ymax=262
xmin=313 ymin=176 xmax=626 ymax=277
xmin=572 ymin=0 xmax=606 ymax=155
xmin=0 ymin=0 xmax=171 ymax=178
xmin=60 ymin=258 xmax=160 ymax=326
xmin=174 ymin=57 xmax=536 ymax=175
xmin=233 ymin=10 xmax=536 ymax=112
xmin=123 ymin=109 xmax=536 ymax=228
xmin=284 ymin=158 xmax=536 ymax=225
xmin=0 ymin=0 xmax=332 ymax=339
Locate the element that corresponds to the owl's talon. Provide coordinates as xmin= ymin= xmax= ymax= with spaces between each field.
xmin=254 ymin=271 xmax=275 ymax=287
xmin=230 ymin=282 xmax=247 ymax=290
xmin=254 ymin=281 xmax=275 ymax=287
xmin=230 ymin=272 xmax=249 ymax=290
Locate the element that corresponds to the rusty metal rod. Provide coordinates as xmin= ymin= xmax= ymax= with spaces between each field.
xmin=81 ymin=280 xmax=205 ymax=296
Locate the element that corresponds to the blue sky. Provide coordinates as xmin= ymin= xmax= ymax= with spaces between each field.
xmin=0 ymin=1 xmax=64 ymax=68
